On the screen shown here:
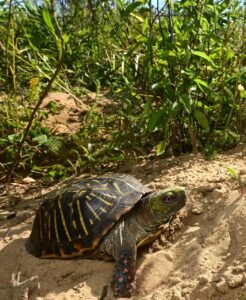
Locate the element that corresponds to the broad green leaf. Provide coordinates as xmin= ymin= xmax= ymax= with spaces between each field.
xmin=143 ymin=98 xmax=152 ymax=116
xmin=194 ymin=78 xmax=210 ymax=92
xmin=174 ymin=23 xmax=181 ymax=34
xmin=0 ymin=138 xmax=8 ymax=145
xmin=63 ymin=34 xmax=69 ymax=43
xmin=156 ymin=140 xmax=167 ymax=156
xmin=32 ymin=134 xmax=48 ymax=144
xmin=56 ymin=39 xmax=62 ymax=59
xmin=169 ymin=101 xmax=180 ymax=118
xmin=115 ymin=0 xmax=124 ymax=10
xmin=42 ymin=7 xmax=55 ymax=34
xmin=194 ymin=78 xmax=209 ymax=88
xmin=8 ymin=134 xmax=18 ymax=142
xmin=240 ymin=90 xmax=246 ymax=98
xmin=122 ymin=0 xmax=146 ymax=19
xmin=130 ymin=12 xmax=144 ymax=22
xmin=224 ymin=87 xmax=233 ymax=97
xmin=156 ymin=123 xmax=169 ymax=155
xmin=240 ymin=66 xmax=246 ymax=74
xmin=192 ymin=50 xmax=216 ymax=67
xmin=32 ymin=165 xmax=43 ymax=172
xmin=180 ymin=0 xmax=197 ymax=7
xmin=179 ymin=95 xmax=192 ymax=113
xmin=157 ymin=59 xmax=168 ymax=66
xmin=226 ymin=48 xmax=234 ymax=60
xmin=226 ymin=167 xmax=239 ymax=179
xmin=147 ymin=110 xmax=163 ymax=132
xmin=25 ymin=37 xmax=39 ymax=52
xmin=151 ymin=82 xmax=162 ymax=89
xmin=201 ymin=17 xmax=209 ymax=31
xmin=194 ymin=110 xmax=209 ymax=131
xmin=196 ymin=101 xmax=205 ymax=108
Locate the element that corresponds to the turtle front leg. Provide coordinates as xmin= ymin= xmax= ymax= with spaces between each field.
xmin=112 ymin=247 xmax=136 ymax=298
xmin=98 ymin=218 xmax=138 ymax=297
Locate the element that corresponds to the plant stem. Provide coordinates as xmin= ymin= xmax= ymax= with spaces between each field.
xmin=5 ymin=1 xmax=65 ymax=183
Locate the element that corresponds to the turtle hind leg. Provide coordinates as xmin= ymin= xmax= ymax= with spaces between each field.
xmin=25 ymin=238 xmax=42 ymax=257
xmin=112 ymin=249 xmax=136 ymax=298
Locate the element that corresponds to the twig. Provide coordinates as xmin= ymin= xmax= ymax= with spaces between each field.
xmin=2 ymin=228 xmax=11 ymax=239
xmin=5 ymin=3 xmax=65 ymax=183
xmin=11 ymin=272 xmax=39 ymax=288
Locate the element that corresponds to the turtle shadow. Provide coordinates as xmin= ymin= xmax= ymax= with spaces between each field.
xmin=0 ymin=237 xmax=116 ymax=300
xmin=0 ymin=235 xmax=167 ymax=300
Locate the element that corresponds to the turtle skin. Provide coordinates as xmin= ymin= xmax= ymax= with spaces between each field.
xmin=26 ymin=173 xmax=186 ymax=298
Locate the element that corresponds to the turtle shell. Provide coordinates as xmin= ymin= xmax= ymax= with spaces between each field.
xmin=27 ymin=173 xmax=151 ymax=259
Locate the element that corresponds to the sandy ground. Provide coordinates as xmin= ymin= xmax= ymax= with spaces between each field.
xmin=0 ymin=145 xmax=245 ymax=300
xmin=0 ymin=93 xmax=245 ymax=300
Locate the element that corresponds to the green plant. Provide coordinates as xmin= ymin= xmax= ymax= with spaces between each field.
xmin=0 ymin=0 xmax=244 ymax=181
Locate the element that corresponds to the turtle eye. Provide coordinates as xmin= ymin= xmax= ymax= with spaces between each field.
xmin=163 ymin=192 xmax=175 ymax=203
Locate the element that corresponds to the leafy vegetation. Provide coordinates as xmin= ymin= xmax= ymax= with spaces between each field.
xmin=0 ymin=0 xmax=245 ymax=181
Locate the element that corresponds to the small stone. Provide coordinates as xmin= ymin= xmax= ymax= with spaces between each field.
xmin=147 ymin=183 xmax=155 ymax=190
xmin=21 ymin=176 xmax=36 ymax=184
xmin=198 ymin=275 xmax=209 ymax=285
xmin=196 ymin=184 xmax=217 ymax=194
xmin=232 ymin=266 xmax=245 ymax=274
xmin=170 ymin=277 xmax=181 ymax=285
xmin=211 ymin=189 xmax=224 ymax=199
xmin=164 ymin=252 xmax=174 ymax=261
xmin=239 ymin=169 xmax=246 ymax=175
xmin=185 ymin=226 xmax=200 ymax=234
xmin=217 ymin=183 xmax=223 ymax=189
xmin=171 ymin=289 xmax=182 ymax=300
xmin=215 ymin=279 xmax=228 ymax=294
xmin=180 ymin=282 xmax=192 ymax=288
xmin=191 ymin=206 xmax=204 ymax=215
xmin=239 ymin=175 xmax=246 ymax=188
xmin=225 ymin=273 xmax=244 ymax=288
xmin=242 ymin=263 xmax=246 ymax=271
xmin=212 ymin=275 xmax=221 ymax=282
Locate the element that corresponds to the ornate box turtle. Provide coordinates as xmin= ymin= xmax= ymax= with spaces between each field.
xmin=26 ymin=173 xmax=186 ymax=297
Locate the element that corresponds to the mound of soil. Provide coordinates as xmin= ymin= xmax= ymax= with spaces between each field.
xmin=0 ymin=144 xmax=245 ymax=300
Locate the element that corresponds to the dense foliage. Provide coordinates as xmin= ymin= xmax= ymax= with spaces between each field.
xmin=0 ymin=0 xmax=245 ymax=181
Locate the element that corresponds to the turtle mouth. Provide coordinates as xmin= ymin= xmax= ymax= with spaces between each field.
xmin=168 ymin=189 xmax=187 ymax=212
xmin=175 ymin=198 xmax=186 ymax=210
xmin=177 ymin=188 xmax=187 ymax=205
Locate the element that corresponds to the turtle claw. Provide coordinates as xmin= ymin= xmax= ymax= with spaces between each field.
xmin=99 ymin=284 xmax=109 ymax=300
xmin=113 ymin=252 xmax=135 ymax=298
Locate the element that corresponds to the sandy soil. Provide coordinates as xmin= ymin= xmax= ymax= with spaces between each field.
xmin=0 ymin=93 xmax=245 ymax=300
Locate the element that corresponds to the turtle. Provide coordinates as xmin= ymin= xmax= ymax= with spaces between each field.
xmin=26 ymin=173 xmax=186 ymax=298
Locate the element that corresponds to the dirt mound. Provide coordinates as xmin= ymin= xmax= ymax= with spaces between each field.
xmin=40 ymin=92 xmax=87 ymax=134
xmin=40 ymin=91 xmax=114 ymax=134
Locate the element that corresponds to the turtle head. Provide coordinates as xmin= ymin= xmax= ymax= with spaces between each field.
xmin=149 ymin=186 xmax=186 ymax=223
